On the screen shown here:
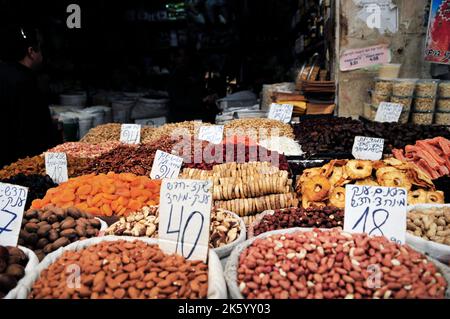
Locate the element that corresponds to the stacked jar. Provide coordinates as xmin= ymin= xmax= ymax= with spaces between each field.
xmin=435 ymin=81 xmax=450 ymax=125
xmin=366 ymin=78 xmax=415 ymax=124
xmin=365 ymin=78 xmax=393 ymax=120
xmin=412 ymin=80 xmax=439 ymax=125
xmin=391 ymin=78 xmax=416 ymax=123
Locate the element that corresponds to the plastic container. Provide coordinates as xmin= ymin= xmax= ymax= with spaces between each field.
xmin=398 ymin=107 xmax=411 ymax=124
xmin=411 ymin=112 xmax=434 ymax=125
xmin=391 ymin=95 xmax=413 ymax=109
xmin=437 ymin=98 xmax=450 ymax=112
xmin=413 ymin=96 xmax=436 ymax=112
xmin=83 ymin=106 xmax=107 ymax=127
xmin=374 ymin=78 xmax=393 ymax=95
xmin=378 ymin=63 xmax=401 ymax=78
xmin=112 ymin=98 xmax=135 ymax=123
xmin=371 ymin=91 xmax=390 ymax=106
xmin=438 ymin=81 xmax=450 ymax=98
xmin=392 ymin=78 xmax=417 ymax=96
xmin=434 ymin=112 xmax=450 ymax=125
xmin=59 ymin=92 xmax=87 ymax=108
xmin=415 ymin=79 xmax=439 ymax=97
xmin=131 ymin=97 xmax=169 ymax=120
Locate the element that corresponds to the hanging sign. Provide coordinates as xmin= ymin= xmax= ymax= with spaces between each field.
xmin=424 ymin=0 xmax=450 ymax=65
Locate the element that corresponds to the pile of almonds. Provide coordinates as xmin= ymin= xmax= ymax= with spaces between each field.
xmin=237 ymin=229 xmax=447 ymax=299
xmin=29 ymin=240 xmax=208 ymax=299
xmin=104 ymin=207 xmax=242 ymax=249
xmin=252 ymin=206 xmax=344 ymax=237
xmin=407 ymin=206 xmax=450 ymax=245
xmin=20 ymin=206 xmax=102 ymax=261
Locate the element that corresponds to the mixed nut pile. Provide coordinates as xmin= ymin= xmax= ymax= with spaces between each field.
xmin=29 ymin=240 xmax=208 ymax=299
xmin=237 ymin=229 xmax=447 ymax=299
xmin=0 ymin=246 xmax=29 ymax=298
xmin=407 ymin=206 xmax=450 ymax=245
xmin=105 ymin=207 xmax=242 ymax=249
xmin=20 ymin=206 xmax=102 ymax=261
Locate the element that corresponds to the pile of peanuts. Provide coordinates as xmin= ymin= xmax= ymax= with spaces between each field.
xmin=20 ymin=206 xmax=102 ymax=261
xmin=105 ymin=207 xmax=242 ymax=249
xmin=252 ymin=206 xmax=344 ymax=237
xmin=407 ymin=207 xmax=450 ymax=245
xmin=80 ymin=124 xmax=157 ymax=144
xmin=224 ymin=119 xmax=295 ymax=141
xmin=237 ymin=229 xmax=447 ymax=299
xmin=29 ymin=240 xmax=208 ymax=299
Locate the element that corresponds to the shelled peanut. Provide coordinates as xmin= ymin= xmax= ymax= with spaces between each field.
xmin=407 ymin=207 xmax=450 ymax=245
xmin=28 ymin=240 xmax=208 ymax=299
xmin=237 ymin=229 xmax=447 ymax=299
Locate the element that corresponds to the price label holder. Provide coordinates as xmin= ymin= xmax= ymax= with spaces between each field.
xmin=45 ymin=152 xmax=68 ymax=184
xmin=198 ymin=125 xmax=224 ymax=144
xmin=158 ymin=179 xmax=212 ymax=262
xmin=150 ymin=150 xmax=184 ymax=180
xmin=0 ymin=183 xmax=28 ymax=246
xmin=375 ymin=102 xmax=403 ymax=123
xmin=352 ymin=136 xmax=384 ymax=160
xmin=268 ymin=103 xmax=294 ymax=123
xmin=344 ymin=185 xmax=407 ymax=244
xmin=120 ymin=124 xmax=141 ymax=144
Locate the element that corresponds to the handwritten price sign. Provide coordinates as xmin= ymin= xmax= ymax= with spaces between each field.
xmin=352 ymin=136 xmax=384 ymax=160
xmin=375 ymin=102 xmax=403 ymax=123
xmin=45 ymin=152 xmax=68 ymax=184
xmin=150 ymin=150 xmax=184 ymax=180
xmin=0 ymin=183 xmax=28 ymax=246
xmin=268 ymin=103 xmax=294 ymax=123
xmin=198 ymin=125 xmax=224 ymax=144
xmin=158 ymin=179 xmax=212 ymax=262
xmin=344 ymin=185 xmax=407 ymax=244
xmin=120 ymin=124 xmax=141 ymax=144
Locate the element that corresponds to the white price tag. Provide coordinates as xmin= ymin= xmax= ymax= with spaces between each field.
xmin=150 ymin=150 xmax=184 ymax=180
xmin=344 ymin=185 xmax=407 ymax=244
xmin=268 ymin=103 xmax=293 ymax=123
xmin=198 ymin=125 xmax=224 ymax=144
xmin=352 ymin=136 xmax=384 ymax=160
xmin=375 ymin=102 xmax=403 ymax=123
xmin=158 ymin=179 xmax=212 ymax=262
xmin=0 ymin=183 xmax=28 ymax=246
xmin=45 ymin=152 xmax=68 ymax=184
xmin=120 ymin=124 xmax=141 ymax=144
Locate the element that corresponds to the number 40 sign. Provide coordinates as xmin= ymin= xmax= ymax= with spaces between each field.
xmin=344 ymin=184 xmax=407 ymax=244
xmin=158 ymin=179 xmax=212 ymax=262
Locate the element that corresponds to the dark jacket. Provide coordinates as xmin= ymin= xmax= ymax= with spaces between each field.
xmin=0 ymin=62 xmax=59 ymax=167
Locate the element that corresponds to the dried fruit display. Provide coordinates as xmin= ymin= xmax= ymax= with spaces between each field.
xmin=19 ymin=206 xmax=102 ymax=261
xmin=31 ymin=172 xmax=161 ymax=217
xmin=393 ymin=137 xmax=450 ymax=180
xmin=28 ymin=240 xmax=208 ymax=299
xmin=250 ymin=206 xmax=344 ymax=237
xmin=296 ymin=158 xmax=444 ymax=208
xmin=235 ymin=229 xmax=448 ymax=299
xmin=0 ymin=246 xmax=29 ymax=298
xmin=182 ymin=162 xmax=298 ymax=216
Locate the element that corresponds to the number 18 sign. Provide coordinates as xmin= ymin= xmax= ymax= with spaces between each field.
xmin=344 ymin=184 xmax=407 ymax=244
xmin=158 ymin=179 xmax=212 ymax=262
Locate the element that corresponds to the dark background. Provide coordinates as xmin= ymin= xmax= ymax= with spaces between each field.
xmin=0 ymin=0 xmax=312 ymax=102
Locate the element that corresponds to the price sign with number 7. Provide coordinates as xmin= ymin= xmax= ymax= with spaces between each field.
xmin=0 ymin=183 xmax=28 ymax=246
